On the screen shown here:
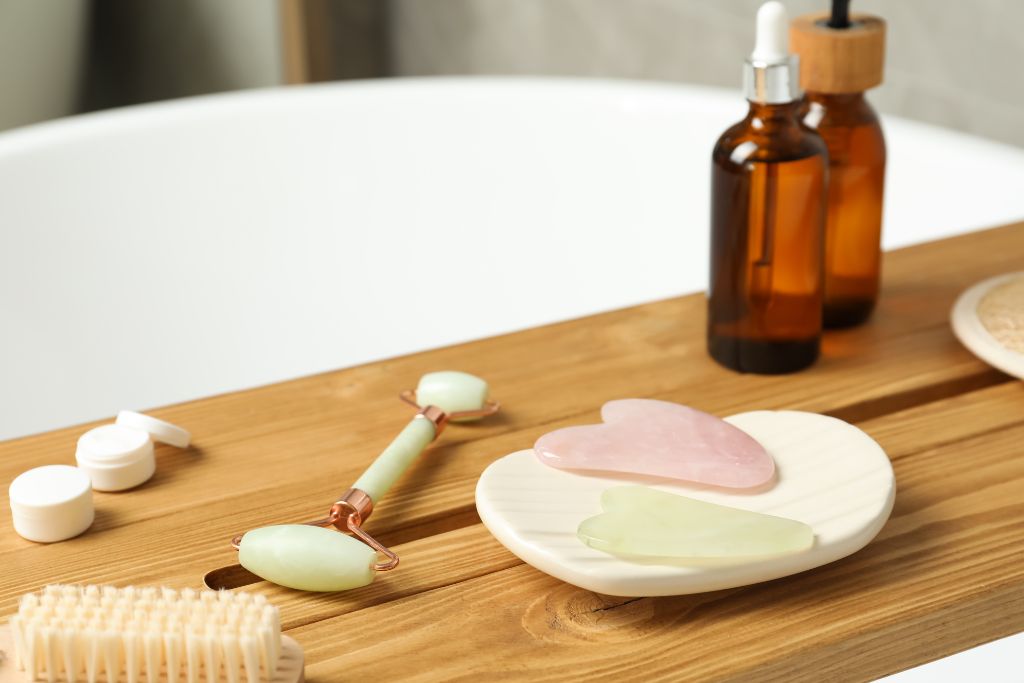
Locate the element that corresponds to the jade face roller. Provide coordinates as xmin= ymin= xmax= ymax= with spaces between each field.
xmin=231 ymin=371 xmax=499 ymax=592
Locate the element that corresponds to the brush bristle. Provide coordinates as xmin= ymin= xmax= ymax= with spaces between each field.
xmin=9 ymin=584 xmax=282 ymax=683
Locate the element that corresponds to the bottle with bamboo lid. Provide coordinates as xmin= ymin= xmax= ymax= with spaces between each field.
xmin=708 ymin=1 xmax=828 ymax=374
xmin=791 ymin=0 xmax=887 ymax=328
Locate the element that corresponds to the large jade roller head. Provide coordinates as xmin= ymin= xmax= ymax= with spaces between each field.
xmin=233 ymin=371 xmax=498 ymax=592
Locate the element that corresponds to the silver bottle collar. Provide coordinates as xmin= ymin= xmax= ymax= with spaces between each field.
xmin=743 ymin=55 xmax=801 ymax=104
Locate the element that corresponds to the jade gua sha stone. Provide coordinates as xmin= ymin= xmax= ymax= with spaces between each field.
xmin=578 ymin=486 xmax=814 ymax=560
xmin=534 ymin=398 xmax=775 ymax=488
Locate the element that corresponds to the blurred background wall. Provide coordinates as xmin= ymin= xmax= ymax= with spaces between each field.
xmin=0 ymin=0 xmax=89 ymax=131
xmin=81 ymin=0 xmax=281 ymax=111
xmin=2 ymin=0 xmax=1021 ymax=147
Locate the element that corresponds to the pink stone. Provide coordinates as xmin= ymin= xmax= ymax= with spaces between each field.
xmin=533 ymin=399 xmax=774 ymax=488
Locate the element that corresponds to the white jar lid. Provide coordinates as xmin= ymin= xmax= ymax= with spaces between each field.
xmin=9 ymin=465 xmax=94 ymax=543
xmin=76 ymin=424 xmax=156 ymax=491
xmin=116 ymin=410 xmax=191 ymax=448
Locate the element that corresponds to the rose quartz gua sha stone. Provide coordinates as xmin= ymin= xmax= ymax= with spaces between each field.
xmin=534 ymin=399 xmax=774 ymax=488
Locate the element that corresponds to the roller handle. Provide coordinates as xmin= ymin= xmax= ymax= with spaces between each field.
xmin=351 ymin=416 xmax=437 ymax=502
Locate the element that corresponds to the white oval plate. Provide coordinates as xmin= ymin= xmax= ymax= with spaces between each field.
xmin=476 ymin=411 xmax=895 ymax=597
xmin=951 ymin=271 xmax=1024 ymax=380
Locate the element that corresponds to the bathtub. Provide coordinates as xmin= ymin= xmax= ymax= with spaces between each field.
xmin=2 ymin=77 xmax=1023 ymax=440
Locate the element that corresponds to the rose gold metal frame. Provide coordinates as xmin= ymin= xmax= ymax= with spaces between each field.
xmin=399 ymin=389 xmax=500 ymax=432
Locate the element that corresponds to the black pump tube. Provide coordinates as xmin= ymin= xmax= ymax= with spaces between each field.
xmin=828 ymin=0 xmax=851 ymax=28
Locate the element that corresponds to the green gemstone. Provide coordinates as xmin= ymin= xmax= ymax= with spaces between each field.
xmin=352 ymin=417 xmax=436 ymax=501
xmin=578 ymin=486 xmax=814 ymax=560
xmin=415 ymin=371 xmax=489 ymax=417
xmin=238 ymin=524 xmax=376 ymax=592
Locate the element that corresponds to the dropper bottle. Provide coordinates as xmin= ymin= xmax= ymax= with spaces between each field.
xmin=791 ymin=0 xmax=886 ymax=327
xmin=708 ymin=1 xmax=829 ymax=374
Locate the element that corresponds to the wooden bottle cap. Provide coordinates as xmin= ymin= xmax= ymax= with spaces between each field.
xmin=790 ymin=13 xmax=886 ymax=94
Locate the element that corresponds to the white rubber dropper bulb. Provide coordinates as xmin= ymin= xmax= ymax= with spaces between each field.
xmin=751 ymin=1 xmax=789 ymax=63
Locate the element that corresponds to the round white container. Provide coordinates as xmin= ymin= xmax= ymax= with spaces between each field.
xmin=75 ymin=423 xmax=156 ymax=491
xmin=9 ymin=464 xmax=94 ymax=542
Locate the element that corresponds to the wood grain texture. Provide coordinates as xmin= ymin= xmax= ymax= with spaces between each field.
xmin=2 ymin=222 xmax=1023 ymax=682
xmin=790 ymin=13 xmax=886 ymax=93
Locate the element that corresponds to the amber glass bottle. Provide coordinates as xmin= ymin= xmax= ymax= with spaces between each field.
xmin=708 ymin=2 xmax=829 ymax=374
xmin=791 ymin=9 xmax=887 ymax=327
xmin=803 ymin=92 xmax=885 ymax=326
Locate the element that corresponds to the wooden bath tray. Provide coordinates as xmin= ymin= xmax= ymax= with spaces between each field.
xmin=2 ymin=222 xmax=1023 ymax=682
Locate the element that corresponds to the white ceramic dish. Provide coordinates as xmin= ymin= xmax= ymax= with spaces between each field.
xmin=951 ymin=271 xmax=1024 ymax=380
xmin=476 ymin=410 xmax=895 ymax=597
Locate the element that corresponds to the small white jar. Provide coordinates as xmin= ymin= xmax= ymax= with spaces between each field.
xmin=75 ymin=411 xmax=191 ymax=491
xmin=9 ymin=465 xmax=94 ymax=542
xmin=75 ymin=423 xmax=156 ymax=491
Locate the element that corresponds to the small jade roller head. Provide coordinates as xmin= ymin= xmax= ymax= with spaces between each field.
xmin=401 ymin=370 xmax=499 ymax=424
xmin=233 ymin=371 xmax=498 ymax=592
